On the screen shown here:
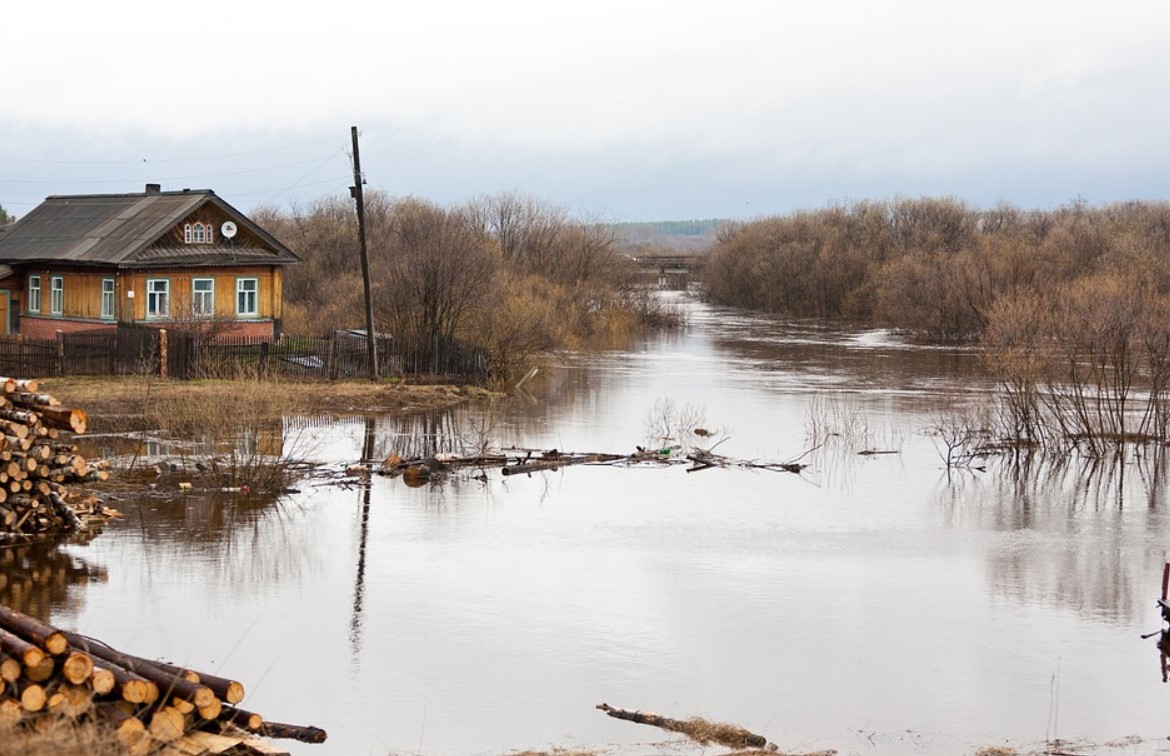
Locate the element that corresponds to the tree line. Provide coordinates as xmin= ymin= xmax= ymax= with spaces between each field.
xmin=705 ymin=197 xmax=1170 ymax=448
xmin=253 ymin=191 xmax=675 ymax=381
xmin=704 ymin=197 xmax=1170 ymax=340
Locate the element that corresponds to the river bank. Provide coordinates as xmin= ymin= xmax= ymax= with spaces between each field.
xmin=41 ymin=376 xmax=499 ymax=433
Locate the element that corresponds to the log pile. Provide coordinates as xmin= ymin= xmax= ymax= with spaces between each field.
xmin=0 ymin=377 xmax=115 ymax=536
xmin=0 ymin=604 xmax=326 ymax=753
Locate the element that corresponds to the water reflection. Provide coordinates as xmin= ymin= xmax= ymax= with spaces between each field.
xmin=116 ymin=489 xmax=313 ymax=592
xmin=349 ymin=418 xmax=375 ymax=661
xmin=0 ymin=538 xmax=107 ymax=622
xmin=931 ymin=449 xmax=1170 ymax=623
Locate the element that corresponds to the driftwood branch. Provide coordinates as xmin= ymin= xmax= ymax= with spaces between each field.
xmin=596 ymin=702 xmax=769 ymax=749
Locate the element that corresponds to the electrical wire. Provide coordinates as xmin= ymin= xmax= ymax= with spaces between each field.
xmin=0 ymin=151 xmax=348 ymax=185
xmin=0 ymin=137 xmax=343 ymax=165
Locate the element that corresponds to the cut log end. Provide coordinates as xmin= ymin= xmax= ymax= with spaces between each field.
xmin=149 ymin=706 xmax=187 ymax=743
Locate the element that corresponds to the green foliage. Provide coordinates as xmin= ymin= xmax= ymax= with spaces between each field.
xmin=0 ymin=204 xmax=14 ymax=225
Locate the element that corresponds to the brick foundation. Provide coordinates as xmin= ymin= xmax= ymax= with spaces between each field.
xmin=213 ymin=320 xmax=275 ymax=339
xmin=18 ymin=317 xmax=115 ymax=340
xmin=18 ymin=317 xmax=274 ymax=341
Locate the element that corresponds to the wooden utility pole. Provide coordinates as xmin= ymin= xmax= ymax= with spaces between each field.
xmin=350 ymin=126 xmax=379 ymax=380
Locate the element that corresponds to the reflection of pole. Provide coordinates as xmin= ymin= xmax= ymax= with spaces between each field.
xmin=349 ymin=481 xmax=371 ymax=659
xmin=349 ymin=417 xmax=377 ymax=659
xmin=361 ymin=415 xmax=377 ymax=464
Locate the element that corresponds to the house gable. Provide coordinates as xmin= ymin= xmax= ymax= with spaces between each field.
xmin=129 ymin=199 xmax=298 ymax=268
xmin=0 ymin=187 xmax=298 ymax=269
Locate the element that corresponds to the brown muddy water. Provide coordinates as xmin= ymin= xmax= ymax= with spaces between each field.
xmin=12 ymin=293 xmax=1170 ymax=755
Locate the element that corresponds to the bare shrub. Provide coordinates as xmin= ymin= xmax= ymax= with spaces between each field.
xmin=643 ymin=398 xmax=708 ymax=451
xmin=984 ymin=274 xmax=1170 ymax=452
xmin=926 ymin=396 xmax=992 ymax=468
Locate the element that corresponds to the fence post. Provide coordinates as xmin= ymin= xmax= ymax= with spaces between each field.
xmin=55 ymin=331 xmax=66 ymax=377
xmin=158 ymin=329 xmax=168 ymax=379
xmin=328 ymin=332 xmax=340 ymax=381
xmin=259 ymin=341 xmax=270 ymax=379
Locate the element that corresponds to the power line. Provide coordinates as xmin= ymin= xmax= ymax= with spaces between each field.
xmin=0 ymin=137 xmax=343 ymax=165
xmin=0 ymin=151 xmax=348 ymax=185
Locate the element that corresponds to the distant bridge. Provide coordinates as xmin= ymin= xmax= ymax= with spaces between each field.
xmin=633 ymin=252 xmax=708 ymax=289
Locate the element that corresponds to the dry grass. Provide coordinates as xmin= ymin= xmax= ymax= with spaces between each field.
xmin=639 ymin=715 xmax=770 ymax=750
xmin=42 ymin=376 xmax=498 ymax=435
xmin=0 ymin=718 xmax=125 ymax=756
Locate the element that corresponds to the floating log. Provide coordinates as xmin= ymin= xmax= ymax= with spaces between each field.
xmin=596 ymin=702 xmax=769 ymax=749
xmin=501 ymin=452 xmax=625 ymax=476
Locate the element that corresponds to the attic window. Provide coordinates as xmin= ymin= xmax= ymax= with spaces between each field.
xmin=183 ymin=223 xmax=214 ymax=245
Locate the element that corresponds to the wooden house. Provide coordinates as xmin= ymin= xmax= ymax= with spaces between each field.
xmin=0 ymin=185 xmax=299 ymax=339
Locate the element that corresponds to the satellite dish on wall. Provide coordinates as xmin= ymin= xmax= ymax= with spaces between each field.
xmin=221 ymin=221 xmax=238 ymax=239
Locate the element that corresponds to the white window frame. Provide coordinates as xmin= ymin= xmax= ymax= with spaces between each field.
xmin=49 ymin=276 xmax=63 ymax=315
xmin=193 ymin=223 xmax=205 ymax=243
xmin=100 ymin=278 xmax=115 ymax=320
xmin=146 ymin=279 xmax=170 ymax=319
xmin=27 ymin=275 xmax=40 ymax=314
xmin=192 ymin=278 xmax=215 ymax=317
xmin=236 ymin=277 xmax=258 ymax=317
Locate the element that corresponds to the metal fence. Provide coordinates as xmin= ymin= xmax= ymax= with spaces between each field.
xmin=0 ymin=326 xmax=491 ymax=384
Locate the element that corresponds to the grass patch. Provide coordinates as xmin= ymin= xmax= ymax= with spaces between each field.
xmin=42 ymin=376 xmax=498 ymax=435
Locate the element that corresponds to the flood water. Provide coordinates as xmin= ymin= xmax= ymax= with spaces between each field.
xmin=17 ymin=294 xmax=1170 ymax=755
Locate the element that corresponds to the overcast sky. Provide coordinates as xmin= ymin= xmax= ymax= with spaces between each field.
xmin=2 ymin=0 xmax=1168 ymax=221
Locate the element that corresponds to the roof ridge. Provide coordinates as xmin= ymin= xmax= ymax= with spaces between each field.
xmin=45 ymin=189 xmax=215 ymax=200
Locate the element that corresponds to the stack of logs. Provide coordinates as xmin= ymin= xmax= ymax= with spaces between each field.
xmin=0 ymin=604 xmax=326 ymax=752
xmin=0 ymin=377 xmax=113 ymax=536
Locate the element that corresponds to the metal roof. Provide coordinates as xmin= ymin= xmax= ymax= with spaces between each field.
xmin=0 ymin=189 xmax=299 ymax=268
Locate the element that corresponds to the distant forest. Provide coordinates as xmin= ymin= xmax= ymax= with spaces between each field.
xmin=610 ymin=219 xmax=725 ymax=252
